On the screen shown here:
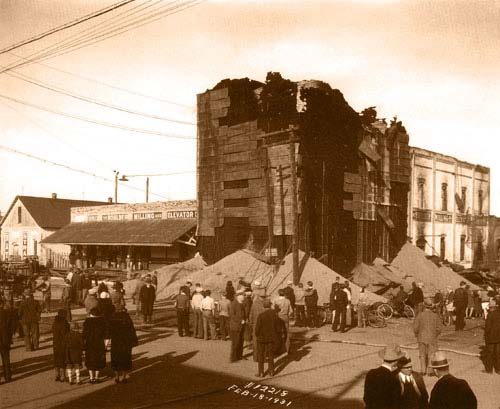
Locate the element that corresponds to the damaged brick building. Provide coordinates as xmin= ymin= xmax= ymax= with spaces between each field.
xmin=196 ymin=72 xmax=410 ymax=275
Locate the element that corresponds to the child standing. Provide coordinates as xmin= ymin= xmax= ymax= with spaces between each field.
xmin=65 ymin=321 xmax=83 ymax=385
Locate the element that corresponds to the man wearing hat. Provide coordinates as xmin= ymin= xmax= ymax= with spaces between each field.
xmin=255 ymin=299 xmax=281 ymax=377
xmin=429 ymin=351 xmax=477 ymax=409
xmin=191 ymin=285 xmax=204 ymax=338
xmin=139 ymin=275 xmax=156 ymax=324
xmin=18 ymin=290 xmax=42 ymax=351
xmin=229 ymin=289 xmax=246 ymax=362
xmin=294 ymin=283 xmax=306 ymax=327
xmin=413 ymin=297 xmax=443 ymax=375
xmin=397 ymin=351 xmax=429 ymax=409
xmin=364 ymin=343 xmax=404 ymax=409
xmin=249 ymin=293 xmax=267 ymax=361
xmin=484 ymin=299 xmax=500 ymax=374
xmin=304 ymin=281 xmax=319 ymax=328
xmin=453 ymin=281 xmax=468 ymax=331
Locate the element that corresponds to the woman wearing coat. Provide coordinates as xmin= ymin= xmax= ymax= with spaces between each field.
xmin=109 ymin=304 xmax=138 ymax=383
xmin=52 ymin=310 xmax=70 ymax=382
xmin=82 ymin=307 xmax=108 ymax=383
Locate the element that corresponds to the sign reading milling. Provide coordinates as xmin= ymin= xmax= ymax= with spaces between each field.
xmin=165 ymin=210 xmax=197 ymax=219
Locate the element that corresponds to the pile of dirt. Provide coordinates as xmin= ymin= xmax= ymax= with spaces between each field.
xmin=391 ymin=243 xmax=480 ymax=296
xmin=266 ymin=251 xmax=387 ymax=305
xmin=156 ymin=250 xmax=273 ymax=300
xmin=350 ymin=261 xmax=402 ymax=297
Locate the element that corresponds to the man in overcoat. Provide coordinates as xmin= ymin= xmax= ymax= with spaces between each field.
xmin=255 ymin=299 xmax=281 ymax=377
xmin=139 ymin=276 xmax=156 ymax=324
xmin=363 ymin=343 xmax=403 ymax=409
xmin=484 ymin=299 xmax=500 ymax=373
xmin=413 ymin=298 xmax=443 ymax=375
xmin=453 ymin=281 xmax=468 ymax=331
xmin=18 ymin=290 xmax=41 ymax=351
xmin=396 ymin=352 xmax=429 ymax=409
xmin=229 ymin=290 xmax=246 ymax=362
xmin=0 ymin=299 xmax=17 ymax=383
xmin=429 ymin=351 xmax=477 ymax=409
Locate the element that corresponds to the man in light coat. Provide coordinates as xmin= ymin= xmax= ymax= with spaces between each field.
xmin=413 ymin=297 xmax=443 ymax=375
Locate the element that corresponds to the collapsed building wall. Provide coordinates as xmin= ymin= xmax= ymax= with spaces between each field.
xmin=196 ymin=72 xmax=410 ymax=275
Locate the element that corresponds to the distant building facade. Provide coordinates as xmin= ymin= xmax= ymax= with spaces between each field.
xmin=408 ymin=147 xmax=490 ymax=268
xmin=42 ymin=200 xmax=197 ymax=269
xmin=0 ymin=194 xmax=110 ymax=267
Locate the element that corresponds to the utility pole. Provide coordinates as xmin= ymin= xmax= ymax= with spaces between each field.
xmin=263 ymin=152 xmax=274 ymax=254
xmin=114 ymin=171 xmax=119 ymax=203
xmin=289 ymin=127 xmax=299 ymax=284
xmin=278 ymin=165 xmax=287 ymax=258
xmin=145 ymin=177 xmax=149 ymax=203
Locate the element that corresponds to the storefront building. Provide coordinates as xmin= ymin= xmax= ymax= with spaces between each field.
xmin=41 ymin=200 xmax=197 ymax=270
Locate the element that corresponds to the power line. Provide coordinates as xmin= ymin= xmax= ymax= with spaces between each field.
xmin=8 ymin=51 xmax=194 ymax=109
xmin=0 ymin=92 xmax=196 ymax=140
xmin=0 ymin=144 xmax=173 ymax=200
xmin=0 ymin=99 xmax=114 ymax=172
xmin=0 ymin=0 xmax=136 ymax=55
xmin=5 ymin=69 xmax=196 ymax=125
xmin=0 ymin=1 xmax=204 ymax=75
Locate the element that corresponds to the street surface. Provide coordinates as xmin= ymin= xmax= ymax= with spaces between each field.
xmin=2 ymin=304 xmax=499 ymax=409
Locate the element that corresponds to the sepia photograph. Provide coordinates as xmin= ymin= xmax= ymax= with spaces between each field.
xmin=0 ymin=1 xmax=499 ymax=408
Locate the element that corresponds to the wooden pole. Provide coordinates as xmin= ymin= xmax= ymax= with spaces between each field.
xmin=321 ymin=161 xmax=326 ymax=258
xmin=289 ymin=128 xmax=299 ymax=284
xmin=278 ymin=165 xmax=286 ymax=257
xmin=146 ymin=177 xmax=149 ymax=203
xmin=263 ymin=150 xmax=274 ymax=255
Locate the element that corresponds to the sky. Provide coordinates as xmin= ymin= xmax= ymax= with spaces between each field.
xmin=0 ymin=0 xmax=499 ymax=215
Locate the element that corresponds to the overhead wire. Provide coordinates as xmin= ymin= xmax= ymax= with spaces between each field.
xmin=0 ymin=0 xmax=136 ymax=55
xmin=7 ymin=51 xmax=194 ymax=109
xmin=0 ymin=0 xmax=204 ymax=74
xmin=0 ymin=92 xmax=196 ymax=140
xmin=0 ymin=144 xmax=176 ymax=200
xmin=4 ymin=68 xmax=196 ymax=125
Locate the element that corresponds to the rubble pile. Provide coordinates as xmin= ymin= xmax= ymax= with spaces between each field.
xmin=350 ymin=259 xmax=403 ymax=297
xmin=391 ymin=243 xmax=480 ymax=296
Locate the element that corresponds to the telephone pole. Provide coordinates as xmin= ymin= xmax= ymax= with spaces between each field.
xmin=289 ymin=127 xmax=299 ymax=284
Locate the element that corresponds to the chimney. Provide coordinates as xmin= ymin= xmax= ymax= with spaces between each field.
xmin=107 ymin=197 xmax=113 ymax=203
xmin=51 ymin=193 xmax=57 ymax=199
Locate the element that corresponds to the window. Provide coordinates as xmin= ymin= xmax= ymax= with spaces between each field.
xmin=460 ymin=235 xmax=466 ymax=261
xmin=440 ymin=235 xmax=446 ymax=260
xmin=416 ymin=236 xmax=426 ymax=251
xmin=417 ymin=178 xmax=425 ymax=208
xmin=441 ymin=183 xmax=448 ymax=211
xmin=224 ymin=179 xmax=249 ymax=189
xmin=478 ymin=190 xmax=484 ymax=215
xmin=17 ymin=206 xmax=22 ymax=224
xmin=461 ymin=187 xmax=467 ymax=211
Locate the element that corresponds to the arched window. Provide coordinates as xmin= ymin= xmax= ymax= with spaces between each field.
xmin=441 ymin=183 xmax=448 ymax=211
xmin=417 ymin=178 xmax=425 ymax=208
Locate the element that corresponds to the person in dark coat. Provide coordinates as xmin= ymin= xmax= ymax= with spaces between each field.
xmin=255 ymin=299 xmax=282 ymax=377
xmin=329 ymin=280 xmax=340 ymax=326
xmin=175 ymin=287 xmax=191 ymax=337
xmin=0 ymin=299 xmax=17 ymax=383
xmin=139 ymin=276 xmax=156 ymax=324
xmin=363 ymin=343 xmax=404 ymax=409
xmin=18 ymin=289 xmax=42 ymax=351
xmin=396 ymin=352 xmax=429 ymax=409
xmin=453 ymin=281 xmax=468 ymax=331
xmin=429 ymin=351 xmax=477 ymax=409
xmin=225 ymin=281 xmax=235 ymax=302
xmin=52 ymin=310 xmax=70 ymax=382
xmin=249 ymin=294 xmax=266 ymax=361
xmin=304 ymin=281 xmax=319 ymax=328
xmin=65 ymin=321 xmax=83 ymax=385
xmin=82 ymin=307 xmax=108 ymax=383
xmin=109 ymin=304 xmax=138 ymax=383
xmin=283 ymin=281 xmax=296 ymax=312
xmin=332 ymin=284 xmax=349 ymax=332
xmin=229 ymin=291 xmax=246 ymax=362
xmin=97 ymin=291 xmax=115 ymax=322
xmin=484 ymin=300 xmax=500 ymax=374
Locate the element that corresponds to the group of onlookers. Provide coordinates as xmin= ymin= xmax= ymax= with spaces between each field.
xmin=364 ymin=343 xmax=477 ymax=409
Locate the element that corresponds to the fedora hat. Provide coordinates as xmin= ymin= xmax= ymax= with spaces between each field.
xmin=430 ymin=351 xmax=450 ymax=368
xmin=378 ymin=344 xmax=404 ymax=362
xmin=399 ymin=351 xmax=412 ymax=368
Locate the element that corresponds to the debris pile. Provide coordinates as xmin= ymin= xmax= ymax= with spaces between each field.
xmin=350 ymin=259 xmax=403 ymax=296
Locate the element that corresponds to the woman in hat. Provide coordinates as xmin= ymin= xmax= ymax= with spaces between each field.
xmin=52 ymin=309 xmax=70 ymax=382
xmin=82 ymin=307 xmax=107 ymax=383
xmin=109 ymin=304 xmax=138 ymax=383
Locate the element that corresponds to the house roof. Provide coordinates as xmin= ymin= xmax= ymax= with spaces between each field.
xmin=41 ymin=218 xmax=197 ymax=246
xmin=0 ymin=196 xmax=110 ymax=230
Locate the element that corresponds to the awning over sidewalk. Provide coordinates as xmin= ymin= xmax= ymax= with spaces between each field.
xmin=41 ymin=218 xmax=197 ymax=246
